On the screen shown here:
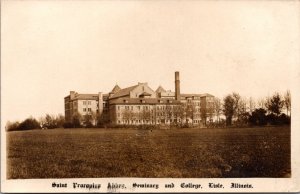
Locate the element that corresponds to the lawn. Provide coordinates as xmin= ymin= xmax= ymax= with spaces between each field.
xmin=6 ymin=126 xmax=291 ymax=178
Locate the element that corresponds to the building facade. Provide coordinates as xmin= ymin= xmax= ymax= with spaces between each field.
xmin=64 ymin=72 xmax=215 ymax=126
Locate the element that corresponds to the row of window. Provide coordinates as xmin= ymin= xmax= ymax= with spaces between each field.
xmin=83 ymin=108 xmax=92 ymax=112
xmin=82 ymin=100 xmax=108 ymax=108
xmin=118 ymin=119 xmax=202 ymax=124
xmin=83 ymin=101 xmax=92 ymax=105
xmin=117 ymin=105 xmax=179 ymax=111
xmin=117 ymin=113 xmax=201 ymax=118
xmin=118 ymin=119 xmax=181 ymax=124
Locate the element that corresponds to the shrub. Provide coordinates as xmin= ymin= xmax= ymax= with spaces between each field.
xmin=6 ymin=121 xmax=20 ymax=131
xmin=266 ymin=113 xmax=278 ymax=125
xmin=249 ymin=108 xmax=267 ymax=126
xmin=278 ymin=113 xmax=290 ymax=125
xmin=18 ymin=118 xmax=41 ymax=130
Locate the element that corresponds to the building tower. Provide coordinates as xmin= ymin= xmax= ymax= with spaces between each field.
xmin=175 ymin=71 xmax=180 ymax=100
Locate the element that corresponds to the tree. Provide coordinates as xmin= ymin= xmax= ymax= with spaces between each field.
xmin=265 ymin=93 xmax=283 ymax=116
xmin=249 ymin=97 xmax=256 ymax=114
xmin=257 ymin=97 xmax=266 ymax=110
xmin=173 ymin=104 xmax=184 ymax=126
xmin=207 ymin=101 xmax=215 ymax=123
xmin=72 ymin=112 xmax=82 ymax=128
xmin=141 ymin=107 xmax=151 ymax=124
xmin=83 ymin=112 xmax=96 ymax=128
xmin=38 ymin=116 xmax=46 ymax=129
xmin=214 ymin=98 xmax=221 ymax=124
xmin=122 ymin=108 xmax=134 ymax=124
xmin=165 ymin=105 xmax=173 ymax=125
xmin=6 ymin=121 xmax=20 ymax=131
xmin=39 ymin=114 xmax=65 ymax=129
xmin=223 ymin=94 xmax=235 ymax=126
xmin=284 ymin=90 xmax=291 ymax=117
xmin=185 ymin=101 xmax=196 ymax=125
xmin=249 ymin=108 xmax=267 ymax=126
xmin=236 ymin=97 xmax=248 ymax=125
xmin=55 ymin=114 xmax=65 ymax=128
xmin=18 ymin=117 xmax=41 ymax=130
xmin=44 ymin=114 xmax=56 ymax=129
xmin=232 ymin=92 xmax=241 ymax=120
xmin=96 ymin=111 xmax=110 ymax=127
xmin=200 ymin=106 xmax=207 ymax=125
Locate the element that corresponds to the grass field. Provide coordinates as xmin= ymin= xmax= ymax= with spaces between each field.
xmin=7 ymin=126 xmax=290 ymax=178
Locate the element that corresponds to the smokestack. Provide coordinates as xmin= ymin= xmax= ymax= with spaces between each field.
xmin=175 ymin=71 xmax=180 ymax=100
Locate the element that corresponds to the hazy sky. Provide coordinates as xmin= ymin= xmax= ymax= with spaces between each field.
xmin=2 ymin=0 xmax=300 ymax=125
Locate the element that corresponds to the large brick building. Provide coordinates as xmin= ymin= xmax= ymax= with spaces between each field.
xmin=64 ymin=72 xmax=214 ymax=126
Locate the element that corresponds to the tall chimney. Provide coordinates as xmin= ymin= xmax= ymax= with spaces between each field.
xmin=175 ymin=71 xmax=180 ymax=100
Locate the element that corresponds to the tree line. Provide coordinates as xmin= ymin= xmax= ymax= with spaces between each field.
xmin=6 ymin=111 xmax=111 ymax=131
xmin=6 ymin=114 xmax=65 ymax=131
xmin=220 ymin=90 xmax=291 ymax=127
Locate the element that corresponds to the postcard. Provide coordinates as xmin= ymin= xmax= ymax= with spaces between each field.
xmin=1 ymin=0 xmax=300 ymax=193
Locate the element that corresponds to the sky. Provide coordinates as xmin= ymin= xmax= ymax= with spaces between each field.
xmin=1 ymin=0 xmax=300 ymax=125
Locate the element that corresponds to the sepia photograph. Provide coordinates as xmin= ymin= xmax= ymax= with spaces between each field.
xmin=1 ymin=0 xmax=300 ymax=193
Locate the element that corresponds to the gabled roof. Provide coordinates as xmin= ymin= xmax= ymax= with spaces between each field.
xmin=156 ymin=85 xmax=166 ymax=93
xmin=111 ymin=84 xmax=121 ymax=93
xmin=110 ymin=85 xmax=138 ymax=99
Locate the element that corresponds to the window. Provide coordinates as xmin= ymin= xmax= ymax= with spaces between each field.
xmin=83 ymin=108 xmax=86 ymax=112
xmin=83 ymin=101 xmax=86 ymax=105
xmin=88 ymin=101 xmax=91 ymax=105
xmin=118 ymin=106 xmax=120 ymax=110
xmin=88 ymin=108 xmax=91 ymax=112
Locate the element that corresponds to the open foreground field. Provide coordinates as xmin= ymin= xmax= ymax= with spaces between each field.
xmin=7 ymin=126 xmax=290 ymax=178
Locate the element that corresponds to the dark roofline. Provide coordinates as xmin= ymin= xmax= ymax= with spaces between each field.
xmin=109 ymin=85 xmax=139 ymax=99
xmin=181 ymin=93 xmax=214 ymax=97
xmin=109 ymin=97 xmax=181 ymax=105
xmin=65 ymin=93 xmax=109 ymax=100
